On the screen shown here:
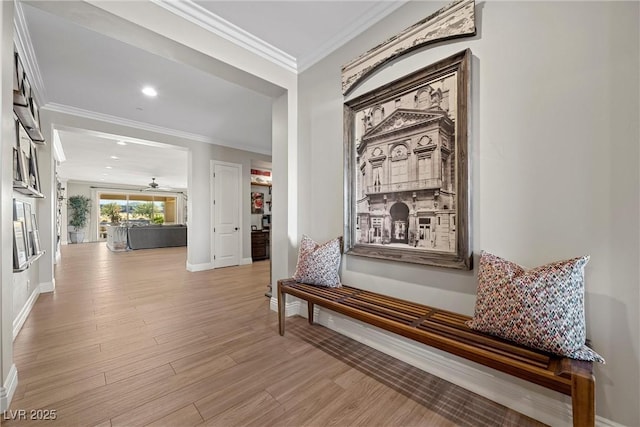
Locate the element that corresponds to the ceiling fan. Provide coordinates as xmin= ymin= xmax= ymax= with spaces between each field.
xmin=141 ymin=177 xmax=171 ymax=192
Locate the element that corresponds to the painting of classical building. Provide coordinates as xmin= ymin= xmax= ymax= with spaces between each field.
xmin=353 ymin=72 xmax=457 ymax=253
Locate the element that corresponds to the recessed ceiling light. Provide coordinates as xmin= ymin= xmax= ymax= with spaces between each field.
xmin=117 ymin=141 xmax=127 ymax=146
xmin=142 ymin=86 xmax=157 ymax=97
xmin=110 ymin=156 xmax=119 ymax=160
xmin=105 ymin=166 xmax=113 ymax=169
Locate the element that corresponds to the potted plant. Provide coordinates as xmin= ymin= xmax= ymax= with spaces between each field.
xmin=68 ymin=195 xmax=91 ymax=244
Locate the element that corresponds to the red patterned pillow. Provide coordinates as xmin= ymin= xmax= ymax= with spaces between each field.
xmin=293 ymin=235 xmax=342 ymax=287
xmin=467 ymin=252 xmax=604 ymax=363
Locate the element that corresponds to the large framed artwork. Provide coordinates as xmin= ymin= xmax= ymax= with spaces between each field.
xmin=344 ymin=49 xmax=472 ymax=270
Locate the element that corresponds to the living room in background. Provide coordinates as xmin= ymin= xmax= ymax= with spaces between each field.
xmin=97 ymin=191 xmax=183 ymax=240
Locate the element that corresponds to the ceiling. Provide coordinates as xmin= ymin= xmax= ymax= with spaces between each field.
xmin=55 ymin=129 xmax=189 ymax=191
xmin=19 ymin=1 xmax=407 ymax=189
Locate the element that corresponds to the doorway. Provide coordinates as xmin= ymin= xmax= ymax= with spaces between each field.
xmin=390 ymin=202 xmax=409 ymax=244
xmin=211 ymin=161 xmax=242 ymax=268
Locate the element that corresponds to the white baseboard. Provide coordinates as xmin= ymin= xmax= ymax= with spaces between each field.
xmin=269 ymin=296 xmax=300 ymax=317
xmin=187 ymin=259 xmax=253 ymax=271
xmin=272 ymin=299 xmax=619 ymax=427
xmin=0 ymin=364 xmax=18 ymax=412
xmin=595 ymin=417 xmax=626 ymax=427
xmin=186 ymin=261 xmax=215 ymax=272
xmin=13 ymin=286 xmax=40 ymax=340
xmin=40 ymin=280 xmax=55 ymax=293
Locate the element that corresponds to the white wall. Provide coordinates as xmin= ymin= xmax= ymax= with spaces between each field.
xmin=0 ymin=0 xmax=16 ymax=411
xmin=12 ymin=196 xmax=40 ymax=330
xmin=298 ymin=1 xmax=639 ymax=425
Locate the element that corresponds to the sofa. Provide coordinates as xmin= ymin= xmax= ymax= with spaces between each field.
xmin=127 ymin=225 xmax=187 ymax=250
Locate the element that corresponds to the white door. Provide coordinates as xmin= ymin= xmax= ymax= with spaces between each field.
xmin=212 ymin=161 xmax=242 ymax=268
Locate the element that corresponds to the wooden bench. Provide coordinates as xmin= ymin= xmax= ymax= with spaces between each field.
xmin=277 ymin=279 xmax=595 ymax=427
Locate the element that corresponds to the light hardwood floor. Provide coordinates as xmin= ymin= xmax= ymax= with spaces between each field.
xmin=5 ymin=243 xmax=545 ymax=426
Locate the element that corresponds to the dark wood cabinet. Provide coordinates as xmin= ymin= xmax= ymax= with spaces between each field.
xmin=251 ymin=231 xmax=269 ymax=261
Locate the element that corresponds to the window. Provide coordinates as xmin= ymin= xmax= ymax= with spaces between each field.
xmin=99 ymin=192 xmax=180 ymax=227
xmin=372 ymin=166 xmax=382 ymax=192
xmin=371 ymin=217 xmax=383 ymax=238
xmin=418 ymin=155 xmax=432 ymax=181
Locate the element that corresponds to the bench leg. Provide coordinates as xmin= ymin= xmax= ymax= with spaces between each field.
xmin=278 ymin=286 xmax=286 ymax=336
xmin=571 ymin=371 xmax=595 ymax=427
xmin=308 ymin=302 xmax=314 ymax=325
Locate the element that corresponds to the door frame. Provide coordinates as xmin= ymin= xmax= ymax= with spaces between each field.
xmin=210 ymin=160 xmax=243 ymax=268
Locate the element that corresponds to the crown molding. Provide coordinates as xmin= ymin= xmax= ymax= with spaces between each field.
xmin=44 ymin=102 xmax=211 ymax=142
xmin=297 ymin=1 xmax=409 ymax=72
xmin=42 ymin=103 xmax=272 ymax=156
xmin=13 ymin=0 xmax=48 ymax=106
xmin=150 ymin=0 xmax=297 ymax=74
xmin=52 ymin=129 xmax=66 ymax=162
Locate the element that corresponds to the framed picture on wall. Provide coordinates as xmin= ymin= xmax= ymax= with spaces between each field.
xmin=24 ymin=201 xmax=34 ymax=256
xmin=251 ymin=192 xmax=264 ymax=214
xmin=13 ymin=148 xmax=22 ymax=182
xmin=28 ymin=143 xmax=41 ymax=192
xmin=343 ymin=49 xmax=472 ymax=270
xmin=32 ymin=230 xmax=41 ymax=255
xmin=14 ymin=145 xmax=28 ymax=186
xmin=13 ymin=220 xmax=28 ymax=270
xmin=13 ymin=199 xmax=25 ymax=223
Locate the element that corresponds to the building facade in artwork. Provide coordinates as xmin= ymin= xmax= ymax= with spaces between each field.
xmin=355 ymin=76 xmax=457 ymax=252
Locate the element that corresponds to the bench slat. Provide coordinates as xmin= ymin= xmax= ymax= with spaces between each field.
xmin=417 ymin=322 xmax=551 ymax=369
xmin=351 ymin=292 xmax=433 ymax=315
xmin=341 ymin=299 xmax=426 ymax=324
xmin=424 ymin=314 xmax=553 ymax=366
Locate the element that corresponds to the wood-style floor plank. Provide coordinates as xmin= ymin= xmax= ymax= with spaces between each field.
xmin=4 ymin=243 xmax=546 ymax=426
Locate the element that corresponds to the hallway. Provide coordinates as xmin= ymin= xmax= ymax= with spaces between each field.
xmin=5 ymin=243 xmax=542 ymax=426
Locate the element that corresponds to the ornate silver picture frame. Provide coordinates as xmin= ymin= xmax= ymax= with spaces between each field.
xmin=344 ymin=49 xmax=472 ymax=269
